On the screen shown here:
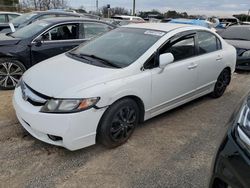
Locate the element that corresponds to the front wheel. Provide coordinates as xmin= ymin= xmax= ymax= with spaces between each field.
xmin=211 ymin=69 xmax=231 ymax=98
xmin=0 ymin=58 xmax=26 ymax=90
xmin=97 ymin=98 xmax=139 ymax=148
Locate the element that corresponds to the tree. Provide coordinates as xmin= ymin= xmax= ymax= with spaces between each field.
xmin=24 ymin=0 xmax=67 ymax=10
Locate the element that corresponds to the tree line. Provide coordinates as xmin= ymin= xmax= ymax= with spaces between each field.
xmin=20 ymin=0 xmax=68 ymax=11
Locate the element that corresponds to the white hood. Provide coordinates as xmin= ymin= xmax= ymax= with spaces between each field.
xmin=23 ymin=54 xmax=124 ymax=97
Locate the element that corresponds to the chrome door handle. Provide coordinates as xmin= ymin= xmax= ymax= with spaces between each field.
xmin=188 ymin=64 xmax=198 ymax=70
xmin=216 ymin=57 xmax=223 ymax=61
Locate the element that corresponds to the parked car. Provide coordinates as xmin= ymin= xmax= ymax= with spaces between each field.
xmin=0 ymin=12 xmax=21 ymax=32
xmin=209 ymin=92 xmax=250 ymax=188
xmin=0 ymin=11 xmax=82 ymax=33
xmin=0 ymin=11 xmax=21 ymax=23
xmin=111 ymin=15 xmax=145 ymax=23
xmin=13 ymin=23 xmax=236 ymax=151
xmin=220 ymin=25 xmax=250 ymax=70
xmin=0 ymin=17 xmax=116 ymax=89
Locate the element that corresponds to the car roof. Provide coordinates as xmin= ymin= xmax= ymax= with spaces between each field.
xmin=41 ymin=17 xmax=115 ymax=26
xmin=229 ymin=25 xmax=250 ymax=28
xmin=0 ymin=11 xmax=21 ymax=15
xmin=28 ymin=11 xmax=81 ymax=16
xmin=124 ymin=23 xmax=205 ymax=32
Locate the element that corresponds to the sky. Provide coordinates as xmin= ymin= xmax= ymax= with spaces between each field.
xmin=68 ymin=0 xmax=250 ymax=16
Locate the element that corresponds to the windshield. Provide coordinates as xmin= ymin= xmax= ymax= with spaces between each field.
xmin=11 ymin=12 xmax=37 ymax=25
xmin=11 ymin=20 xmax=49 ymax=38
xmin=70 ymin=27 xmax=164 ymax=68
xmin=221 ymin=26 xmax=250 ymax=41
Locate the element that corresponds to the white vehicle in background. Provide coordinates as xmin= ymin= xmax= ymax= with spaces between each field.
xmin=13 ymin=23 xmax=236 ymax=150
xmin=111 ymin=15 xmax=145 ymax=23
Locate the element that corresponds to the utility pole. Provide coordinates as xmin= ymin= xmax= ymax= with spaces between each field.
xmin=247 ymin=9 xmax=250 ymax=22
xmin=96 ymin=0 xmax=98 ymax=13
xmin=132 ymin=0 xmax=135 ymax=16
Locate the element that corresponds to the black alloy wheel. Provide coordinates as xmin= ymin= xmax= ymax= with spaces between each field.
xmin=211 ymin=69 xmax=231 ymax=98
xmin=98 ymin=98 xmax=139 ymax=148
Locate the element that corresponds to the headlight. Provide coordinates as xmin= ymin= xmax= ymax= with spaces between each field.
xmin=236 ymin=98 xmax=250 ymax=150
xmin=40 ymin=97 xmax=100 ymax=113
xmin=242 ymin=50 xmax=250 ymax=58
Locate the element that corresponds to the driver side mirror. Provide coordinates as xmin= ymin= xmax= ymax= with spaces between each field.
xmin=159 ymin=53 xmax=174 ymax=69
xmin=33 ymin=36 xmax=43 ymax=47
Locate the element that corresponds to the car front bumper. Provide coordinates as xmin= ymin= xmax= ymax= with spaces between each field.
xmin=13 ymin=87 xmax=106 ymax=151
xmin=209 ymin=130 xmax=250 ymax=188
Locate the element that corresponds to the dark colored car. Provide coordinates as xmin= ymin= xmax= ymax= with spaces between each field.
xmin=220 ymin=25 xmax=250 ymax=70
xmin=0 ymin=11 xmax=82 ymax=33
xmin=209 ymin=93 xmax=250 ymax=188
xmin=0 ymin=17 xmax=116 ymax=89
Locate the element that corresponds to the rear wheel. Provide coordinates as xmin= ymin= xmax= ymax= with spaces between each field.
xmin=211 ymin=69 xmax=231 ymax=98
xmin=0 ymin=58 xmax=26 ymax=90
xmin=97 ymin=98 xmax=139 ymax=148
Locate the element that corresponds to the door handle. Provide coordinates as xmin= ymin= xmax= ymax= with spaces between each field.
xmin=188 ymin=64 xmax=198 ymax=70
xmin=216 ymin=56 xmax=223 ymax=61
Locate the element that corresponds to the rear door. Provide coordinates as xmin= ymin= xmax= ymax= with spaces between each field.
xmin=195 ymin=31 xmax=224 ymax=91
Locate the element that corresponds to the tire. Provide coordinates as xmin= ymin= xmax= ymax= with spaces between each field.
xmin=211 ymin=69 xmax=231 ymax=98
xmin=0 ymin=58 xmax=26 ymax=90
xmin=97 ymin=98 xmax=139 ymax=148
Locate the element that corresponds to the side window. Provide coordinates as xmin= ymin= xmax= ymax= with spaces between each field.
xmin=0 ymin=14 xmax=6 ymax=23
xmin=80 ymin=23 xmax=112 ymax=39
xmin=160 ymin=36 xmax=195 ymax=62
xmin=197 ymin=31 xmax=220 ymax=55
xmin=42 ymin=23 xmax=79 ymax=41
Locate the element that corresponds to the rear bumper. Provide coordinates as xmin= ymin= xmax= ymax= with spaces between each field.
xmin=13 ymin=87 xmax=106 ymax=151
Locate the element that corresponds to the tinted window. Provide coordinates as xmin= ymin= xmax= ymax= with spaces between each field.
xmin=82 ymin=23 xmax=112 ymax=39
xmin=71 ymin=28 xmax=163 ymax=67
xmin=161 ymin=36 xmax=195 ymax=61
xmin=220 ymin=26 xmax=250 ymax=41
xmin=0 ymin=14 xmax=6 ymax=23
xmin=42 ymin=23 xmax=79 ymax=41
xmin=197 ymin=31 xmax=218 ymax=55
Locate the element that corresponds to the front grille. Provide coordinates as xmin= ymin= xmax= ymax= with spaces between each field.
xmin=20 ymin=81 xmax=51 ymax=106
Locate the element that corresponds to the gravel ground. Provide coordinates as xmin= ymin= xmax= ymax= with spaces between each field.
xmin=0 ymin=72 xmax=250 ymax=188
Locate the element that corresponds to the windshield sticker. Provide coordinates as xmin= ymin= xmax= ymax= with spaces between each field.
xmin=144 ymin=30 xmax=165 ymax=36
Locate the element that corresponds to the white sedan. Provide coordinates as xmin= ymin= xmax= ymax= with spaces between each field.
xmin=13 ymin=23 xmax=236 ymax=150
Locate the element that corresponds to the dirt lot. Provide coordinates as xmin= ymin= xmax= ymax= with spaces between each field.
xmin=0 ymin=72 xmax=250 ymax=188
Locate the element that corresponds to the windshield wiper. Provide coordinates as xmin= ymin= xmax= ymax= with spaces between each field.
xmin=67 ymin=52 xmax=92 ymax=63
xmin=6 ymin=32 xmax=15 ymax=38
xmin=79 ymin=54 xmax=121 ymax=68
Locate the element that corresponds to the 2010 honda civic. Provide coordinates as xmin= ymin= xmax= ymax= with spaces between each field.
xmin=13 ymin=23 xmax=236 ymax=151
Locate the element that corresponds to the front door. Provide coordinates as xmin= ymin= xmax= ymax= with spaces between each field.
xmin=151 ymin=32 xmax=199 ymax=116
xmin=30 ymin=23 xmax=86 ymax=65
